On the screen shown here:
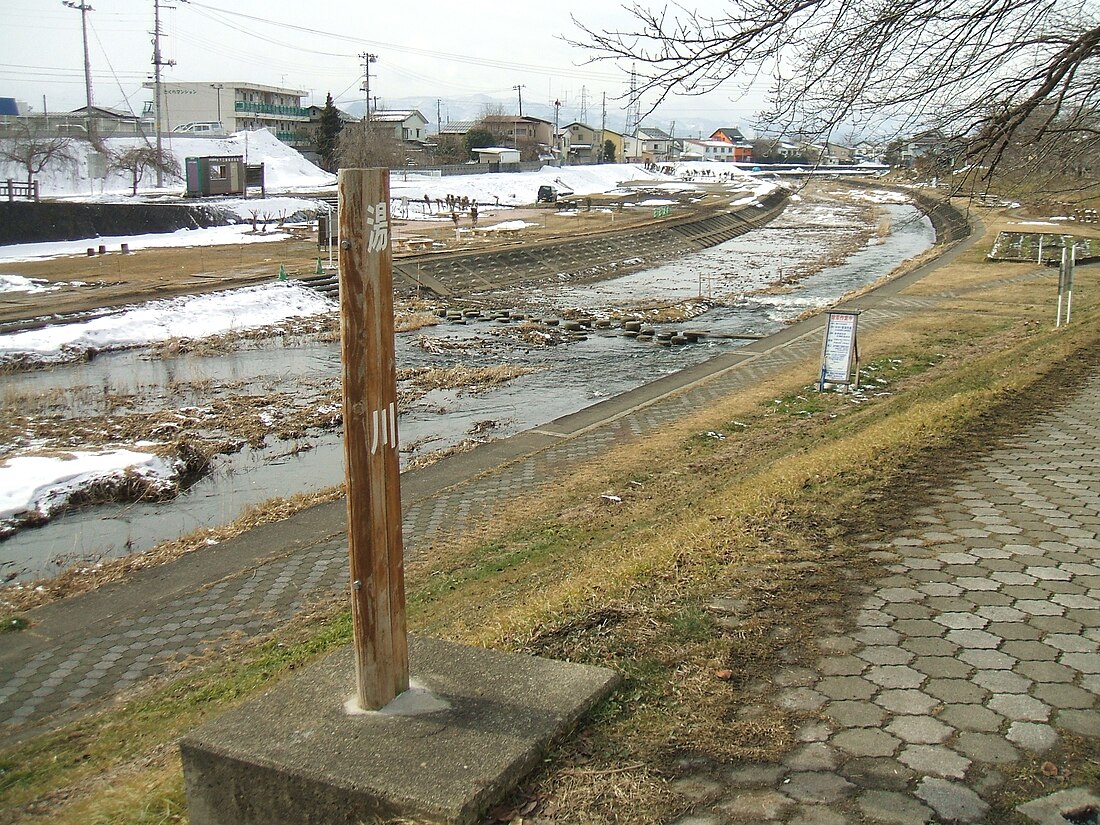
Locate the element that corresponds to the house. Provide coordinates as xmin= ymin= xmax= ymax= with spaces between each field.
xmin=481 ymin=115 xmax=554 ymax=148
xmin=473 ymin=147 xmax=521 ymax=165
xmin=436 ymin=120 xmax=479 ymax=139
xmin=368 ymin=110 xmax=430 ymax=144
xmin=683 ymin=138 xmax=753 ymax=163
xmin=1 ymin=102 xmax=144 ymax=139
xmin=143 ymin=81 xmax=311 ymax=148
xmin=563 ymin=122 xmax=624 ymax=163
xmin=682 ymin=139 xmax=733 ymax=162
xmin=624 ymin=126 xmax=674 ymax=163
xmin=897 ymin=129 xmax=962 ymax=168
xmin=851 ymin=141 xmax=882 ymax=163
xmin=305 ymin=102 xmax=357 ymax=128
xmin=710 ymin=126 xmax=747 ymax=144
xmin=69 ymin=105 xmax=143 ymax=137
xmin=820 ymin=143 xmax=853 ymax=165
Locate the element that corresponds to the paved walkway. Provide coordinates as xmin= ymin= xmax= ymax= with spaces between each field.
xmin=672 ymin=378 xmax=1100 ymax=823
xmin=1 ymin=226 xmax=1097 ymax=820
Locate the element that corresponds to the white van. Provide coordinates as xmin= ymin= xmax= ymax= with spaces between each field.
xmin=172 ymin=122 xmax=226 ymax=135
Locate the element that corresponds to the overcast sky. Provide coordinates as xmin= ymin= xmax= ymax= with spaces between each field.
xmin=1 ymin=0 xmax=768 ymax=132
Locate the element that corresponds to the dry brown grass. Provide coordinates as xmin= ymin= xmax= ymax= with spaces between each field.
xmin=397 ymin=364 xmax=536 ymax=394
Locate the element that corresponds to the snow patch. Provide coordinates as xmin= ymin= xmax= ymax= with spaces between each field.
xmin=481 ymin=220 xmax=534 ymax=232
xmin=0 ymin=274 xmax=59 ymax=293
xmin=0 ymin=450 xmax=179 ymax=524
xmin=0 ymin=281 xmax=335 ymax=363
xmin=0 ymin=224 xmax=293 ymax=263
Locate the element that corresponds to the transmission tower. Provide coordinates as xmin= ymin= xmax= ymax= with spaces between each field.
xmin=625 ymin=65 xmax=641 ymax=137
xmin=579 ymin=85 xmax=589 ymax=125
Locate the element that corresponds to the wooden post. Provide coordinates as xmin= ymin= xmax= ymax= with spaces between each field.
xmin=338 ymin=168 xmax=409 ymax=710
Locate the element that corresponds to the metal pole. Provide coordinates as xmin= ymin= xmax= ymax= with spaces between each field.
xmin=1056 ymin=242 xmax=1069 ymax=327
xmin=1066 ymin=240 xmax=1076 ymax=324
xmin=338 ymin=168 xmax=409 ymax=711
xmin=326 ymin=201 xmax=333 ymax=270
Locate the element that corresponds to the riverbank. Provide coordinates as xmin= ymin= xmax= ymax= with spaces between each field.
xmin=3 ymin=198 xmax=1100 ymax=824
xmin=0 ymin=183 xmax=937 ymax=587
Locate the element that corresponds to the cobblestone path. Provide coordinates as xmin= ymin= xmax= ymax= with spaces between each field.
xmin=672 ymin=378 xmax=1100 ymax=824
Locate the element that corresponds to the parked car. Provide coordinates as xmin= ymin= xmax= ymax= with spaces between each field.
xmin=172 ymin=122 xmax=227 ymax=135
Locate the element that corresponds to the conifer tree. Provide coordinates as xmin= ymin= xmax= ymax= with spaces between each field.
xmin=316 ymin=93 xmax=343 ymax=172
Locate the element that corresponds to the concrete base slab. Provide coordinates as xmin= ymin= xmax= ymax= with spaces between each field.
xmin=181 ymin=635 xmax=619 ymax=825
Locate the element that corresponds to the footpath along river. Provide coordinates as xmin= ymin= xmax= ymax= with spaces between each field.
xmin=2 ymin=195 xmax=935 ymax=582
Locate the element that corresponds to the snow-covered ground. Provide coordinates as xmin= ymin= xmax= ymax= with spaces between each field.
xmin=0 ymin=224 xmax=296 ymax=263
xmin=388 ymin=161 xmax=769 ymax=217
xmin=0 ymin=128 xmax=334 ymax=198
xmin=1 ymin=450 xmax=181 ymax=536
xmin=0 ymin=281 xmax=335 ymax=363
xmin=0 ymin=281 xmax=337 ymax=533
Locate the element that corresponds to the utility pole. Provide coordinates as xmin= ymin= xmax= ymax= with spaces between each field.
xmin=152 ymin=0 xmax=175 ymax=187
xmin=359 ymin=52 xmax=377 ymax=160
xmin=599 ymin=92 xmax=607 ymax=164
xmin=514 ymin=84 xmax=525 ymax=117
xmin=360 ymin=53 xmax=377 ymax=122
xmin=436 ymin=98 xmax=441 ymax=140
xmin=554 ymin=98 xmax=561 ymax=166
xmin=210 ymin=83 xmax=223 ymax=128
xmin=63 ymin=2 xmax=95 ymax=138
xmin=669 ymin=120 xmax=676 ymax=163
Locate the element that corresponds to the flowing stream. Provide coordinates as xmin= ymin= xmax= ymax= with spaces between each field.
xmin=2 ymin=198 xmax=935 ymax=581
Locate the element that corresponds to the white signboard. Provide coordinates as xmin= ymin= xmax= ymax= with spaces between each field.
xmin=820 ymin=311 xmax=860 ymax=387
xmin=87 ymin=152 xmax=107 ymax=180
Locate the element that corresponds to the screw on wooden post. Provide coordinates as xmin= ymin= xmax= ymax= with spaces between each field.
xmin=338 ymin=168 xmax=409 ymax=710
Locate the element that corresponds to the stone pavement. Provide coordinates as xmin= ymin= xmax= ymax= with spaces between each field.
xmin=1 ymin=224 xmax=1096 ymax=820
xmin=671 ymin=380 xmax=1100 ymax=824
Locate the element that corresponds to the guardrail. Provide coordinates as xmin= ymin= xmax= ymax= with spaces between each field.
xmin=2 ymin=179 xmax=39 ymax=202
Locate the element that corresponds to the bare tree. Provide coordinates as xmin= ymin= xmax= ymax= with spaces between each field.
xmin=337 ymin=123 xmax=409 ymax=168
xmin=108 ymin=145 xmax=182 ymax=195
xmin=574 ymin=1 xmax=1100 ymax=180
xmin=0 ymin=122 xmax=76 ymax=185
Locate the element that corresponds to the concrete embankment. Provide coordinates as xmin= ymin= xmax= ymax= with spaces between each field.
xmin=390 ymin=188 xmax=791 ymax=297
xmin=0 ymin=201 xmax=232 ymax=246
xmin=385 ymin=184 xmax=970 ymax=298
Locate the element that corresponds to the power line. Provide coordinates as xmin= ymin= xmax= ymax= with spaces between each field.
xmin=178 ymin=0 xmax=626 ymax=84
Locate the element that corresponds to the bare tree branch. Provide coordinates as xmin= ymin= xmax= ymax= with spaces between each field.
xmin=573 ymin=0 xmax=1100 ymax=176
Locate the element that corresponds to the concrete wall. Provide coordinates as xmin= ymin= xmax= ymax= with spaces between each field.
xmin=0 ymin=201 xmax=229 ymax=245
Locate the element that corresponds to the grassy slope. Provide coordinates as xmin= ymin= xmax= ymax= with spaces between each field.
xmin=3 ymin=212 xmax=1099 ymax=824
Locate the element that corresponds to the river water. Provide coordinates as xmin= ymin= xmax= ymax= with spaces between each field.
xmin=3 ymin=198 xmax=935 ymax=582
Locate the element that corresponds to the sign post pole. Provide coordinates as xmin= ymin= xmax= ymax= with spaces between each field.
xmin=338 ymin=168 xmax=409 ymax=711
